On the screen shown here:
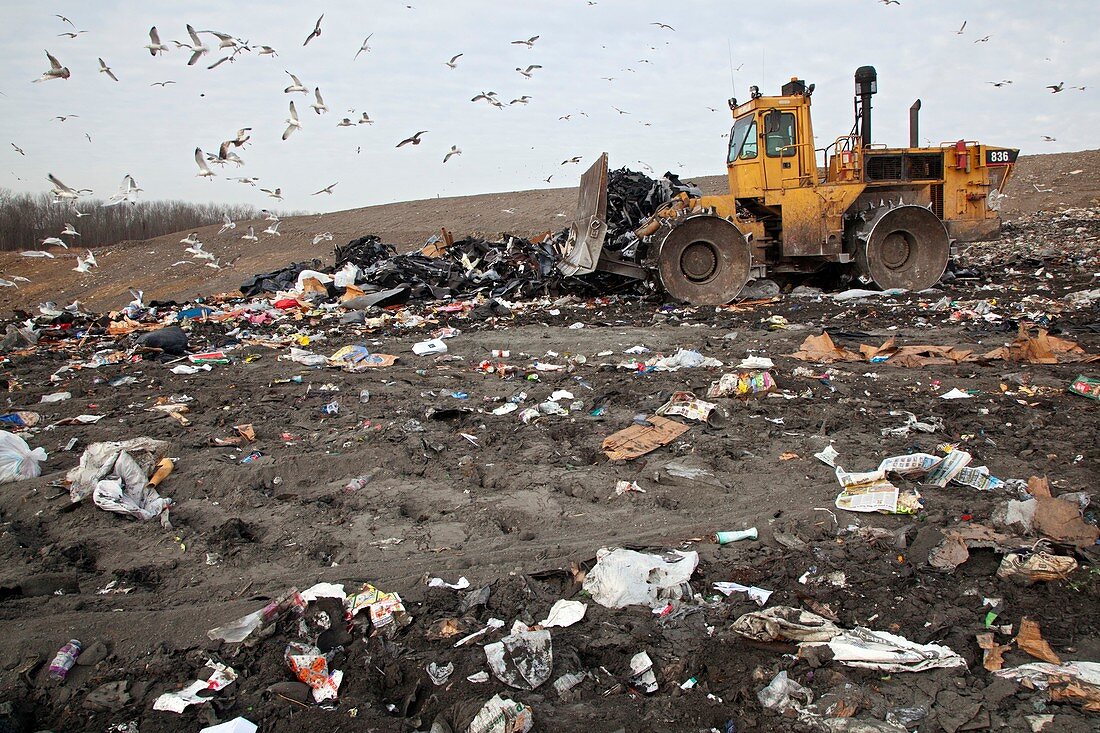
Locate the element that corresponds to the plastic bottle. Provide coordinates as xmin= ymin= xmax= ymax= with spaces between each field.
xmin=48 ymin=639 xmax=82 ymax=680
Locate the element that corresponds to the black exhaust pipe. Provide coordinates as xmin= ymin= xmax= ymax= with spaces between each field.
xmin=909 ymin=99 xmax=921 ymax=148
xmin=854 ymin=65 xmax=877 ymax=149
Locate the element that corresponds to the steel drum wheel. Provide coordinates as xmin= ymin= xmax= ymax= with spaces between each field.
xmin=657 ymin=216 xmax=751 ymax=304
xmin=857 ymin=205 xmax=950 ymax=291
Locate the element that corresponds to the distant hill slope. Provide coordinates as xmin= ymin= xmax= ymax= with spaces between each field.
xmin=2 ymin=150 xmax=1096 ymax=311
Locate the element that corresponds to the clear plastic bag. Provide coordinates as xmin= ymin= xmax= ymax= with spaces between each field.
xmin=0 ymin=431 xmax=47 ymax=483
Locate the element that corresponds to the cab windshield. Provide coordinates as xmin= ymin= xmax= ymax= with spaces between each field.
xmin=728 ymin=115 xmax=757 ymax=163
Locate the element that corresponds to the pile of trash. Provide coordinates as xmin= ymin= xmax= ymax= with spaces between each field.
xmin=235 ymin=167 xmax=705 ymax=305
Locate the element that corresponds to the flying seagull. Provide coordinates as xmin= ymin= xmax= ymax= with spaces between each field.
xmin=312 ymin=182 xmax=338 ymax=195
xmin=516 ymin=65 xmax=542 ymax=79
xmin=396 ymin=131 xmax=428 ymax=147
xmin=955 ymin=20 xmax=967 ymax=34
xmin=145 ymin=26 xmax=169 ymax=56
xmin=97 ymin=57 xmax=118 ymax=81
xmin=988 ymin=80 xmax=1012 ymax=87
xmin=284 ymin=71 xmax=307 ymax=93
xmin=41 ymin=237 xmax=68 ymax=248
xmin=21 ymin=251 xmax=55 ymax=258
xmin=357 ymin=112 xmax=374 ymax=124
xmin=261 ymin=187 xmax=283 ymax=200
xmin=263 ymin=220 xmax=281 ymax=236
xmin=241 ymin=226 xmax=258 ymax=242
xmin=310 ymin=87 xmax=328 ymax=114
xmin=511 ymin=36 xmax=539 ymax=48
xmin=58 ymin=31 xmax=87 ymax=39
xmin=56 ymin=14 xmax=75 ymax=27
xmin=312 ymin=232 xmax=333 ymax=245
xmin=103 ymin=174 xmax=142 ymax=206
xmin=510 ymin=96 xmax=532 ymax=105
xmin=258 ymin=45 xmax=278 ymax=56
xmin=47 ymin=173 xmax=86 ymax=200
xmin=11 ymin=143 xmax=25 ymax=155
xmin=1047 ymin=82 xmax=1064 ymax=93
xmin=185 ymin=25 xmax=209 ymax=65
xmin=33 ymin=51 xmax=70 ymax=82
xmin=150 ymin=80 xmax=176 ymax=87
xmin=218 ymin=128 xmax=251 ymax=159
xmin=974 ymin=35 xmax=991 ymax=43
xmin=354 ymin=33 xmax=373 ymax=59
xmin=217 ymin=215 xmax=236 ymax=235
xmin=181 ymin=232 xmax=201 ymax=246
xmin=303 ymin=14 xmax=323 ymax=46
xmin=337 ymin=117 xmax=353 ymax=126
xmin=282 ymin=101 xmax=301 ymax=140
xmin=445 ymin=53 xmax=463 ymax=69
xmin=561 ymin=156 xmax=582 ymax=164
xmin=650 ymin=22 xmax=675 ymax=30
xmin=73 ymin=256 xmax=92 ymax=274
xmin=194 ymin=148 xmax=216 ymax=178
xmin=61 ymin=223 xmax=80 ymax=237
xmin=443 ymin=145 xmax=462 ymax=163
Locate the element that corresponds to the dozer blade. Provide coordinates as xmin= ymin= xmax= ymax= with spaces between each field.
xmin=558 ymin=152 xmax=609 ymax=277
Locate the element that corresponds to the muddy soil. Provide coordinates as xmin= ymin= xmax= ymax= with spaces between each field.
xmin=0 ymin=210 xmax=1097 ymax=732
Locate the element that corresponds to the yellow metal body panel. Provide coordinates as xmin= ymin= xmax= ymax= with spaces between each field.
xmin=721 ymin=90 xmax=1017 ymax=253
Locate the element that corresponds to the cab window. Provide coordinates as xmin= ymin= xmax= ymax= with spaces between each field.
xmin=765 ymin=112 xmax=797 ymax=157
xmin=728 ymin=115 xmax=757 ymax=163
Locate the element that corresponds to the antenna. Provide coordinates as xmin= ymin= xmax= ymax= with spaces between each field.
xmin=761 ymin=48 xmax=767 ymax=93
xmin=727 ymin=38 xmax=736 ymax=95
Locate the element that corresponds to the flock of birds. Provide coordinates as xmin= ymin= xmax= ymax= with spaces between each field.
xmin=3 ymin=6 xmax=1090 ymax=291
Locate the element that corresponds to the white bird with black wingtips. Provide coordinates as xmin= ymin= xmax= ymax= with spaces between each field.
xmin=310 ymin=87 xmax=328 ymax=114
xmin=33 ymin=51 xmax=70 ymax=82
xmin=195 ymin=148 xmax=216 ymax=178
xmin=181 ymin=232 xmax=201 ymax=246
xmin=185 ymin=25 xmax=209 ymax=65
xmin=443 ymin=145 xmax=462 ymax=163
xmin=97 ymin=57 xmax=118 ymax=81
xmin=145 ymin=26 xmax=168 ymax=56
xmin=241 ymin=226 xmax=258 ymax=242
xmin=263 ymin=220 xmax=281 ymax=236
xmin=284 ymin=71 xmax=307 ymax=93
xmin=282 ymin=101 xmax=301 ymax=140
xmin=217 ymin=215 xmax=236 ymax=234
xmin=445 ymin=53 xmax=463 ymax=69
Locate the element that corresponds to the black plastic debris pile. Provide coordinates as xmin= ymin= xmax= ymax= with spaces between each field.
xmin=337 ymin=233 xmax=563 ymax=302
xmin=604 ymin=167 xmax=700 ymax=251
xmin=238 ymin=167 xmax=698 ymax=303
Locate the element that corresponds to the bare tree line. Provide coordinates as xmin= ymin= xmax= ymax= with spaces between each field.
xmin=0 ymin=188 xmax=297 ymax=252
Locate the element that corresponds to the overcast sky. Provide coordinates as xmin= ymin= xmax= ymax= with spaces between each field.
xmin=1 ymin=0 xmax=1096 ymax=214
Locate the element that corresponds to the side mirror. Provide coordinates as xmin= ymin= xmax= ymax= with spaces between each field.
xmin=764 ymin=109 xmax=781 ymax=134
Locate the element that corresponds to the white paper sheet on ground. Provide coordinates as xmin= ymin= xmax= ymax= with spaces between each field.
xmin=171 ymin=364 xmax=211 ymax=374
xmin=713 ymin=582 xmax=773 ymax=606
xmin=629 ymin=651 xmax=658 ymax=693
xmin=940 ymin=387 xmax=973 ymax=399
xmin=582 ymin=548 xmax=698 ymax=609
xmin=300 ymin=582 xmax=346 ymax=602
xmin=484 ymin=624 xmax=553 ymax=690
xmin=994 ymin=660 xmax=1100 ymax=689
xmin=153 ymin=662 xmax=237 ymax=712
xmin=428 ymin=576 xmax=471 ymax=590
xmin=738 ymin=356 xmax=774 ymax=369
xmin=454 ymin=618 xmax=505 ymax=647
xmin=538 ymin=599 xmax=587 ymax=628
xmin=814 ymin=445 xmax=839 ymax=467
xmin=199 ymin=718 xmax=257 ymax=733
xmin=467 ymin=694 xmax=534 ymax=733
xmin=801 ymin=627 xmax=966 ymax=672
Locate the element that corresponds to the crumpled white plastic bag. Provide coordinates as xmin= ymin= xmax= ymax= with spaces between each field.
xmin=0 ymin=431 xmax=47 ymax=484
xmin=582 ymin=548 xmax=698 ymax=609
xmin=67 ymin=438 xmax=170 ymax=520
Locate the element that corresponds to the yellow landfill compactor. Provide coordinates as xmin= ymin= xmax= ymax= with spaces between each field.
xmin=559 ymin=66 xmax=1019 ymax=304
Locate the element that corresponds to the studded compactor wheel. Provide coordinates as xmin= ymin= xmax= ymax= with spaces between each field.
xmin=854 ymin=203 xmax=950 ymax=291
xmin=656 ymin=215 xmax=751 ymax=305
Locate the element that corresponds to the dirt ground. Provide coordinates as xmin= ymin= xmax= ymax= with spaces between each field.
xmin=0 ymin=148 xmax=1098 ymax=731
xmin=1 ymin=149 xmax=1098 ymax=313
xmin=0 ymin=201 xmax=1097 ymax=732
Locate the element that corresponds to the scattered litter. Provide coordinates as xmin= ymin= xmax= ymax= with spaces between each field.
xmin=582 ymin=547 xmax=698 ymax=609
xmin=538 ymin=599 xmax=587 ymax=628
xmin=467 ymin=694 xmax=533 ymax=733
xmin=153 ymin=661 xmax=238 ymax=712
xmin=601 ymin=416 xmax=689 ymax=460
xmin=484 ymin=622 xmax=552 ymax=690
xmin=713 ymin=582 xmax=773 ymax=606
xmin=0 ymin=431 xmax=47 ymax=484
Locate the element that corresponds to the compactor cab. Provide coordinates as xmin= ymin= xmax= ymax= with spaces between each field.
xmin=560 ymin=65 xmax=1019 ymax=304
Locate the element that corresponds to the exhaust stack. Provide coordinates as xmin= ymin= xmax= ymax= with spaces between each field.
xmin=909 ymin=99 xmax=921 ymax=148
xmin=854 ymin=66 xmax=877 ymax=149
